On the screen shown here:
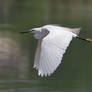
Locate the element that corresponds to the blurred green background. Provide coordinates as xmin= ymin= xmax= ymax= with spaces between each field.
xmin=0 ymin=0 xmax=92 ymax=92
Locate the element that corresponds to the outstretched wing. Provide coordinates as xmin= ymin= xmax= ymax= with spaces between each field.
xmin=38 ymin=30 xmax=75 ymax=77
xmin=33 ymin=39 xmax=42 ymax=69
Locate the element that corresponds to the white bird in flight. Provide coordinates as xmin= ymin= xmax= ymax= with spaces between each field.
xmin=20 ymin=25 xmax=92 ymax=77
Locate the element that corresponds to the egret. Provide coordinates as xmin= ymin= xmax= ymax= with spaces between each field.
xmin=20 ymin=25 xmax=92 ymax=77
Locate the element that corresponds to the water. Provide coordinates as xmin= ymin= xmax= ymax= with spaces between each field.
xmin=0 ymin=0 xmax=92 ymax=92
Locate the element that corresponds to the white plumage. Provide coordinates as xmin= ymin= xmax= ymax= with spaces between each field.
xmin=29 ymin=25 xmax=80 ymax=77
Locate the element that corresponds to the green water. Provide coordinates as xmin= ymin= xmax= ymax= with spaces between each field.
xmin=0 ymin=0 xmax=92 ymax=92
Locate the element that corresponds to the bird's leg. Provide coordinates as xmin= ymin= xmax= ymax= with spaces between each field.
xmin=77 ymin=36 xmax=92 ymax=42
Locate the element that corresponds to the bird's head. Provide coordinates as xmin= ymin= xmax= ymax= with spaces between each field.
xmin=20 ymin=28 xmax=41 ymax=33
xmin=20 ymin=27 xmax=49 ymax=39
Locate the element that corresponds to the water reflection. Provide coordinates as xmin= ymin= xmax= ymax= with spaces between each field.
xmin=0 ymin=32 xmax=29 ymax=80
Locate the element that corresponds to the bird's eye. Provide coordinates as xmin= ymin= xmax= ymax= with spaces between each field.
xmin=31 ymin=30 xmax=35 ymax=32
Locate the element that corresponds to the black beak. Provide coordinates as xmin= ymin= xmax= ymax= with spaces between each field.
xmin=20 ymin=30 xmax=33 ymax=34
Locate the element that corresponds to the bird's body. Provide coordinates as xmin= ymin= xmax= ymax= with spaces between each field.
xmin=20 ymin=24 xmax=92 ymax=77
xmin=31 ymin=25 xmax=80 ymax=77
xmin=33 ymin=25 xmax=79 ymax=39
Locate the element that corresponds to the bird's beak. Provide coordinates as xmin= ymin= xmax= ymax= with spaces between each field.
xmin=20 ymin=30 xmax=33 ymax=34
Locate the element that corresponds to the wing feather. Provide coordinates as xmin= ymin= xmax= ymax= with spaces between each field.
xmin=38 ymin=30 xmax=75 ymax=77
xmin=33 ymin=39 xmax=42 ymax=69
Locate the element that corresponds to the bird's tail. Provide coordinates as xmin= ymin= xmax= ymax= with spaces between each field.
xmin=73 ymin=28 xmax=92 ymax=42
xmin=71 ymin=28 xmax=81 ymax=35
